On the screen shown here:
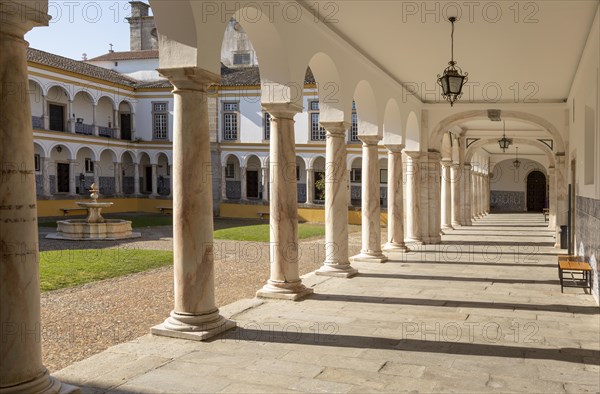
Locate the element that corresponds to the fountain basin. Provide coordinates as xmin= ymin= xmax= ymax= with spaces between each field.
xmin=46 ymin=219 xmax=141 ymax=241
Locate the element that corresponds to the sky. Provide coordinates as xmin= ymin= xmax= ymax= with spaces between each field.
xmin=25 ymin=1 xmax=143 ymax=60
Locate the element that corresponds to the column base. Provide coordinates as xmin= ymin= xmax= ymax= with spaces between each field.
xmin=441 ymin=225 xmax=454 ymax=230
xmin=451 ymin=221 xmax=461 ymax=227
xmin=351 ymin=251 xmax=388 ymax=263
xmin=423 ymin=235 xmax=442 ymax=244
xmin=256 ymin=280 xmax=314 ymax=301
xmin=382 ymin=242 xmax=409 ymax=252
xmin=404 ymin=237 xmax=424 ymax=246
xmin=151 ymin=309 xmax=236 ymax=341
xmin=0 ymin=370 xmax=79 ymax=394
xmin=316 ymin=263 xmax=358 ymax=278
xmin=463 ymin=220 xmax=473 ymax=226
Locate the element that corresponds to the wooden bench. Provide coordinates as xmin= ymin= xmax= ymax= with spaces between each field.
xmin=60 ymin=208 xmax=88 ymax=216
xmin=157 ymin=206 xmax=173 ymax=214
xmin=558 ymin=255 xmax=592 ymax=293
xmin=257 ymin=212 xmax=269 ymax=219
xmin=543 ymin=208 xmax=549 ymax=222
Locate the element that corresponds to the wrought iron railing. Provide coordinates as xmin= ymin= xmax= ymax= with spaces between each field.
xmin=98 ymin=127 xmax=114 ymax=138
xmin=75 ymin=123 xmax=93 ymax=135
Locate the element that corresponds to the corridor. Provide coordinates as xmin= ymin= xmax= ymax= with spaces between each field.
xmin=54 ymin=213 xmax=600 ymax=393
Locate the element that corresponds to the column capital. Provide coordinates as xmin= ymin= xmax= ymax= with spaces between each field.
xmin=463 ymin=163 xmax=472 ymax=169
xmin=262 ymin=102 xmax=303 ymax=119
xmin=440 ymin=159 xmax=453 ymax=167
xmin=320 ymin=121 xmax=349 ymax=136
xmin=385 ymin=144 xmax=404 ymax=153
xmin=158 ymin=67 xmax=220 ymax=91
xmin=0 ymin=0 xmax=50 ymax=37
xmin=403 ymin=150 xmax=422 ymax=159
xmin=358 ymin=134 xmax=381 ymax=146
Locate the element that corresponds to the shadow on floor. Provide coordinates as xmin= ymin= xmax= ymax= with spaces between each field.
xmin=356 ymin=273 xmax=560 ymax=285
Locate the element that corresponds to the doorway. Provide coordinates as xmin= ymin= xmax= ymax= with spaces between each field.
xmin=49 ymin=104 xmax=65 ymax=132
xmin=120 ymin=113 xmax=131 ymax=140
xmin=56 ymin=162 xmax=69 ymax=193
xmin=246 ymin=170 xmax=259 ymax=199
xmin=526 ymin=171 xmax=546 ymax=212
xmin=145 ymin=166 xmax=153 ymax=193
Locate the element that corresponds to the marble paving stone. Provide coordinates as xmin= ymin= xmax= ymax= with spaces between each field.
xmin=53 ymin=214 xmax=600 ymax=393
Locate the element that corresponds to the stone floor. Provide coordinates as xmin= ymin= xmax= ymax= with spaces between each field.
xmin=54 ymin=214 xmax=600 ymax=393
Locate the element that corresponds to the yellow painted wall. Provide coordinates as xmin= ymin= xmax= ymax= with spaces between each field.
xmin=37 ymin=198 xmax=172 ymax=217
xmin=219 ymin=203 xmax=388 ymax=225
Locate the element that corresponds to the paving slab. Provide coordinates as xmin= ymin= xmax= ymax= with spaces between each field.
xmin=53 ymin=214 xmax=600 ymax=393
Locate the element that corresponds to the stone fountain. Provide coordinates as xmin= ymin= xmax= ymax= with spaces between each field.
xmin=46 ymin=183 xmax=141 ymax=240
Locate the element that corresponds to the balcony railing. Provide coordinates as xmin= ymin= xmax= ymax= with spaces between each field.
xmin=32 ymin=116 xmax=44 ymax=130
xmin=75 ymin=123 xmax=94 ymax=135
xmin=98 ymin=127 xmax=115 ymax=138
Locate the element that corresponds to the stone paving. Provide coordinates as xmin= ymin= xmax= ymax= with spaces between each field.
xmin=54 ymin=214 xmax=600 ymax=393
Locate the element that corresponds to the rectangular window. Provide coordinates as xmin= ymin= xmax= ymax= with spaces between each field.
xmin=309 ymin=101 xmax=325 ymax=141
xmin=380 ymin=169 xmax=388 ymax=184
xmin=264 ymin=112 xmax=271 ymax=140
xmin=225 ymin=163 xmax=235 ymax=179
xmin=350 ymin=168 xmax=361 ymax=182
xmin=34 ymin=154 xmax=40 ymax=172
xmin=233 ymin=53 xmax=251 ymax=65
xmin=152 ymin=102 xmax=168 ymax=140
xmin=85 ymin=158 xmax=94 ymax=173
xmin=350 ymin=102 xmax=359 ymax=142
xmin=223 ymin=102 xmax=239 ymax=141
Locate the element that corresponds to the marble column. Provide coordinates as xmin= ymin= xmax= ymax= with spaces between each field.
xmin=485 ymin=174 xmax=490 ymax=213
xmin=151 ymin=66 xmax=235 ymax=340
xmin=351 ymin=135 xmax=387 ymax=263
xmin=347 ymin=169 xmax=353 ymax=207
xmin=316 ymin=122 xmax=357 ymax=277
xmin=440 ymin=160 xmax=453 ymax=231
xmin=240 ymin=166 xmax=247 ymax=201
xmin=426 ymin=152 xmax=442 ymax=244
xmin=472 ymin=173 xmax=479 ymax=219
xmin=93 ymin=160 xmax=100 ymax=190
xmin=306 ymin=167 xmax=315 ymax=205
xmin=450 ymin=163 xmax=462 ymax=227
xmin=92 ymin=103 xmax=98 ymax=136
xmin=151 ymin=164 xmax=158 ymax=197
xmin=41 ymin=156 xmax=51 ymax=196
xmin=480 ymin=174 xmax=486 ymax=216
xmin=133 ymin=162 xmax=140 ymax=195
xmin=41 ymin=94 xmax=49 ymax=130
xmin=548 ymin=166 xmax=557 ymax=229
xmin=463 ymin=163 xmax=473 ymax=226
xmin=404 ymin=151 xmax=423 ymax=243
xmin=221 ymin=165 xmax=228 ymax=200
xmin=168 ymin=165 xmax=173 ymax=198
xmin=114 ymin=162 xmax=121 ymax=195
xmin=67 ymin=99 xmax=74 ymax=133
xmin=68 ymin=159 xmax=76 ymax=195
xmin=0 ymin=2 xmax=75 ymax=392
xmin=261 ymin=166 xmax=269 ymax=202
xmin=113 ymin=108 xmax=121 ymax=139
xmin=256 ymin=102 xmax=313 ymax=300
xmin=383 ymin=144 xmax=409 ymax=251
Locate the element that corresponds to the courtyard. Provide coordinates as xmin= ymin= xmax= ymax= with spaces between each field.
xmin=50 ymin=213 xmax=599 ymax=393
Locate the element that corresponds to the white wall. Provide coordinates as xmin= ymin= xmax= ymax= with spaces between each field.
xmin=491 ymin=158 xmax=547 ymax=193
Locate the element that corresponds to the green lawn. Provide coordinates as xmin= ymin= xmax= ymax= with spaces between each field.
xmin=39 ymin=249 xmax=173 ymax=292
xmin=214 ymin=223 xmax=325 ymax=242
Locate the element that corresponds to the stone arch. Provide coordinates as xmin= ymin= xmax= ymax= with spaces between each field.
xmin=223 ymin=152 xmax=243 ymax=167
xmin=306 ymin=52 xmax=346 ymax=122
xmin=466 ymin=138 xmax=556 ymax=169
xmin=49 ymin=143 xmax=74 ymax=160
xmin=75 ymin=146 xmax=98 ymax=162
xmin=440 ymin=132 xmax=452 ymax=161
xmin=46 ymin=84 xmax=72 ymax=102
xmin=120 ymin=150 xmax=137 ymax=164
xmin=32 ymin=141 xmax=47 ymax=158
xmin=405 ymin=111 xmax=420 ymax=151
xmin=307 ymin=155 xmax=326 ymax=170
xmin=99 ymin=148 xmax=118 ymax=163
xmin=119 ymin=100 xmax=134 ymax=113
xmin=382 ymin=98 xmax=403 ymax=145
xmin=353 ymin=80 xmax=379 ymax=136
xmin=244 ymin=154 xmax=262 ymax=172
xmin=152 ymin=151 xmax=171 ymax=165
xmin=429 ymin=110 xmax=565 ymax=152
